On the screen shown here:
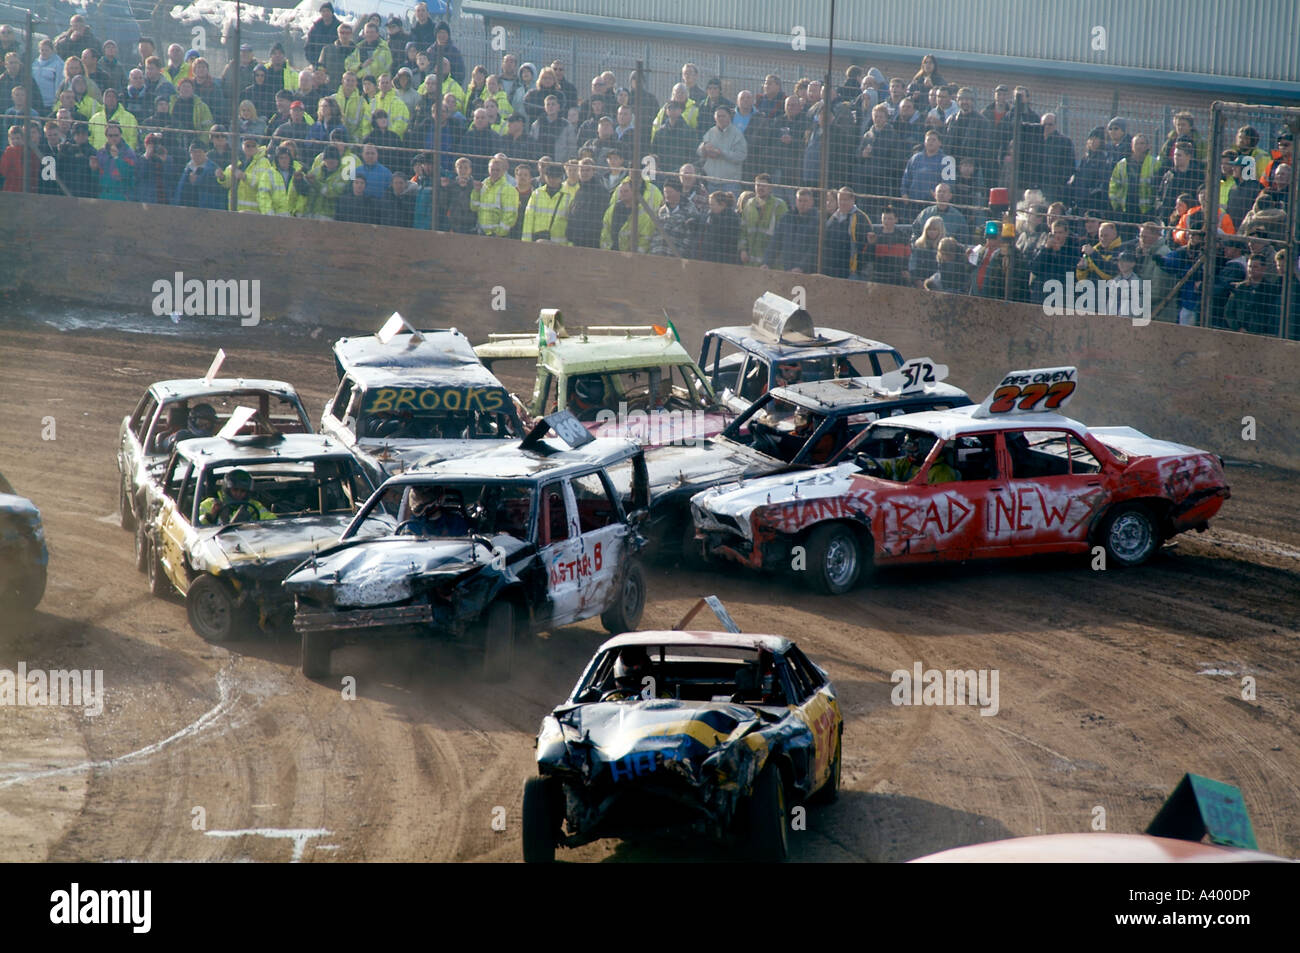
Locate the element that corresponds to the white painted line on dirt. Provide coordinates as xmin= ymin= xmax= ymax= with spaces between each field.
xmin=0 ymin=667 xmax=240 ymax=790
xmin=204 ymin=828 xmax=334 ymax=862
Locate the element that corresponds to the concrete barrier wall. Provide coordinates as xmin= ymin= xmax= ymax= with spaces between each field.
xmin=2 ymin=193 xmax=1297 ymax=469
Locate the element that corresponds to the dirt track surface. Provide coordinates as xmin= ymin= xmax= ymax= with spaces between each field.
xmin=2 ymin=312 xmax=1297 ymax=863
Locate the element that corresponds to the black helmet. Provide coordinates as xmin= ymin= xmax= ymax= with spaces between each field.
xmin=573 ymin=375 xmax=604 ymax=406
xmin=612 ymin=646 xmax=650 ymax=690
xmin=223 ymin=468 xmax=253 ymax=492
xmin=190 ymin=403 xmax=218 ymax=431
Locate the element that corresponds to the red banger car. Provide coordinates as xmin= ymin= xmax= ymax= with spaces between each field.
xmin=691 ymin=367 xmax=1231 ymax=593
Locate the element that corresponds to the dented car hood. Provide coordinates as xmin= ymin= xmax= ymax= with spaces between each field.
xmin=608 ymin=438 xmax=779 ymax=503
xmin=556 ymin=698 xmax=769 ymax=780
xmin=283 ymin=534 xmax=528 ymax=607
xmin=693 ymin=462 xmax=859 ymax=535
xmin=190 ymin=514 xmax=356 ymax=576
xmin=1088 ymin=427 xmax=1208 ymax=460
xmin=358 ymin=437 xmax=514 ymax=475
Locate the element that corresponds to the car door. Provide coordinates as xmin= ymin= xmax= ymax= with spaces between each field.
xmin=984 ymin=428 xmax=1110 ymax=555
xmin=568 ymin=470 xmax=628 ymax=620
xmin=876 ymin=434 xmax=994 ymax=561
xmin=537 ymin=479 xmax=585 ymax=628
xmin=320 ymin=375 xmax=358 ymax=447
xmin=120 ymin=391 xmax=157 ymax=497
xmin=155 ymin=457 xmax=195 ymax=593
xmin=782 ymin=646 xmax=841 ymax=796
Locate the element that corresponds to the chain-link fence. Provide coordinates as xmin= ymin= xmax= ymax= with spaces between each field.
xmin=3 ymin=4 xmax=1297 ymax=337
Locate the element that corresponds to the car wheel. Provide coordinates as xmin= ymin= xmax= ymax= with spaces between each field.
xmin=186 ymin=574 xmax=243 ymax=642
xmin=119 ymin=478 xmax=136 ymax=531
xmin=521 ymin=776 xmax=560 ymax=863
xmin=134 ymin=523 xmax=149 ymax=573
xmin=601 ymin=560 xmax=646 ymax=634
xmin=3 ymin=563 xmax=46 ymax=612
xmin=300 ymin=629 xmax=333 ymax=679
xmin=146 ymin=535 xmax=170 ymax=597
xmin=748 ymin=764 xmax=789 ymax=862
xmin=810 ymin=731 xmax=842 ymax=805
xmin=805 ymin=524 xmax=861 ymax=595
xmin=1101 ymin=503 xmax=1160 ymax=567
xmin=481 ymin=600 xmax=515 ymax=682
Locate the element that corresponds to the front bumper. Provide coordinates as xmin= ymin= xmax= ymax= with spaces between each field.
xmin=293 ymin=602 xmax=434 ymax=634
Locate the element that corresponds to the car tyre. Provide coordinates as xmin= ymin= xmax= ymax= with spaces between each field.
xmin=809 ymin=730 xmax=842 ymax=805
xmin=119 ymin=478 xmax=137 ymax=531
xmin=301 ymin=629 xmax=333 ymax=679
xmin=521 ymin=776 xmax=560 ymax=863
xmin=1100 ymin=503 xmax=1160 ymax=567
xmin=186 ymin=574 xmax=244 ymax=642
xmin=748 ymin=764 xmax=789 ymax=862
xmin=601 ymin=560 xmax=646 ymax=634
xmin=146 ymin=535 xmax=170 ymax=597
xmin=481 ymin=600 xmax=515 ymax=682
xmin=805 ymin=524 xmax=861 ymax=595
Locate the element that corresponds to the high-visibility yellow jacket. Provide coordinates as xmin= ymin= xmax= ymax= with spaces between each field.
xmin=162 ymin=61 xmax=192 ymax=88
xmin=419 ymin=75 xmax=465 ymax=110
xmin=344 ymin=40 xmax=392 ymax=81
xmin=654 ymin=99 xmax=699 ymax=129
xmin=368 ymin=89 xmax=410 ymax=137
xmin=266 ymin=159 xmax=308 ymax=216
xmin=601 ymin=202 xmax=655 ymax=253
xmin=1108 ymin=153 xmax=1158 ymax=214
xmin=268 ymin=64 xmax=299 ymax=91
xmin=216 ymin=147 xmax=273 ymax=214
xmin=304 ymin=151 xmax=354 ymax=218
xmin=472 ymin=176 xmax=519 ymax=236
xmin=522 ymin=186 xmax=572 ymax=243
xmin=336 ymin=88 xmax=371 ymax=142
xmin=89 ymin=104 xmax=139 ymax=150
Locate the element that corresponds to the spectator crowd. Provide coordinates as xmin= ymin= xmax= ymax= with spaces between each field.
xmin=1 ymin=6 xmax=1296 ymax=336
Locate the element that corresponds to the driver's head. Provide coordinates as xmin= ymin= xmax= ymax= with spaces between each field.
xmin=223 ymin=468 xmax=253 ymax=499
xmin=612 ymin=645 xmax=650 ymax=690
xmin=793 ymin=410 xmax=811 ymax=432
xmin=777 ymin=361 xmax=801 ymax=384
xmin=189 ymin=403 xmax=218 ymax=434
xmin=572 ymin=374 xmax=604 ymax=407
xmin=901 ymin=434 xmax=930 ymax=463
xmin=409 ymin=485 xmax=446 ymax=517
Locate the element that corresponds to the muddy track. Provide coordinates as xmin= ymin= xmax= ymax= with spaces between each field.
xmin=1 ymin=317 xmax=1296 ymax=862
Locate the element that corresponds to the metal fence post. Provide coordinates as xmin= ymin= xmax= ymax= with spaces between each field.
xmin=1199 ymin=102 xmax=1223 ymax=329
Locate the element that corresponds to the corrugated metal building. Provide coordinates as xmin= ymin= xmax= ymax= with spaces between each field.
xmin=462 ymin=0 xmax=1300 ymax=98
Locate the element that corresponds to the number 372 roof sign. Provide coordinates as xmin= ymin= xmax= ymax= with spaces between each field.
xmin=972 ymin=366 xmax=1078 ymax=418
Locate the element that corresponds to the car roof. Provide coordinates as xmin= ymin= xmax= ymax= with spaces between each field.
xmin=598 ymin=630 xmax=793 ymax=654
xmin=876 ymin=404 xmax=1089 ymax=440
xmin=334 ymin=330 xmax=508 ymax=390
xmin=707 ymin=325 xmax=898 ymax=362
xmin=541 ymin=333 xmax=697 ymax=376
xmin=772 ymin=377 xmax=970 ymax=412
xmin=173 ymin=433 xmax=354 ymax=463
xmin=401 ymin=436 xmax=640 ymax=481
xmin=149 ymin=378 xmax=302 ymax=402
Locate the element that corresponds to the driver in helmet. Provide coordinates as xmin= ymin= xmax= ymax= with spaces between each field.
xmin=775 ymin=360 xmax=803 ymax=387
xmin=199 ymin=468 xmax=277 ymax=524
xmin=881 ymin=433 xmax=958 ymax=483
xmin=161 ymin=402 xmax=219 ymax=451
xmin=567 ymin=374 xmax=607 ymax=421
xmin=402 ymin=485 xmax=470 ymax=536
xmin=601 ymin=645 xmax=668 ymax=701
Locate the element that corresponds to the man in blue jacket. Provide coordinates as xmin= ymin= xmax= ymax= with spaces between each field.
xmin=174 ymin=140 xmax=225 ymax=208
xmin=901 ymin=129 xmax=949 ymax=205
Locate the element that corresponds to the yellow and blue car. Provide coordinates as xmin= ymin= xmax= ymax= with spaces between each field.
xmin=525 ymin=621 xmax=842 ymax=862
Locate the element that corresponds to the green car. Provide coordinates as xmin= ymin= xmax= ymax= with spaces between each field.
xmin=476 ymin=310 xmax=730 ymax=448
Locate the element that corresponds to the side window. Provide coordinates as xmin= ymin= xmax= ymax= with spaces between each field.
xmin=536 ymin=371 xmax=556 ymax=414
xmin=787 ymin=646 xmax=827 ymax=694
xmin=951 ymin=433 xmax=999 ymax=481
xmin=872 ymin=350 xmax=903 ymax=375
xmin=779 ymin=655 xmax=813 ymax=704
xmin=163 ymin=458 xmax=191 ymax=503
xmin=130 ymin=394 xmax=158 ymax=441
xmin=329 ymin=376 xmax=355 ymax=423
xmin=1068 ymin=437 xmax=1101 ymax=474
xmin=738 ymin=356 xmax=768 ymax=402
xmin=1007 ymin=430 xmax=1077 ymax=478
xmin=541 ymin=483 xmax=569 ymax=545
xmin=704 ymin=336 xmax=746 ymax=392
xmin=178 ymin=465 xmax=199 ymax=521
xmin=572 ymin=471 xmax=619 ymax=533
